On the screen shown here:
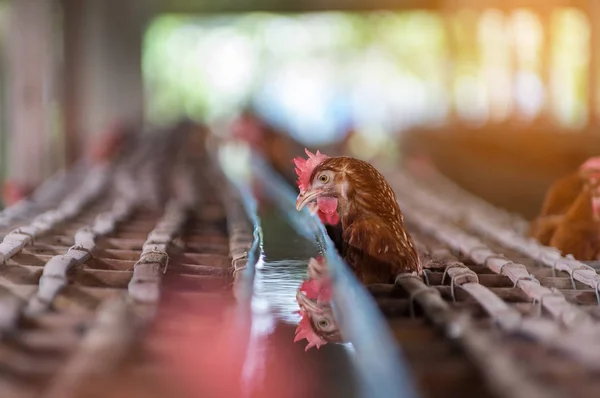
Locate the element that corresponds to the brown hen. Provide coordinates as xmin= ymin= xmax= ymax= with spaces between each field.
xmin=296 ymin=154 xmax=422 ymax=283
xmin=548 ymin=175 xmax=600 ymax=261
xmin=528 ymin=172 xmax=583 ymax=245
xmin=230 ymin=110 xmax=306 ymax=186
xmin=230 ymin=110 xmax=352 ymax=186
xmin=293 ymin=152 xmax=421 ymax=350
xmin=529 ymin=157 xmax=600 ymax=248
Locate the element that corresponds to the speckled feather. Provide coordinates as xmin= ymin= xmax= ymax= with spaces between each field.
xmin=310 ymin=157 xmax=422 ymax=282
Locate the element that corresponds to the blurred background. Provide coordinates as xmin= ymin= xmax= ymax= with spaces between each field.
xmin=0 ymin=0 xmax=599 ymax=217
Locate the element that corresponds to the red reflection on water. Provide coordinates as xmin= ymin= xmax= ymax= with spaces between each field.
xmin=152 ymin=291 xmax=319 ymax=398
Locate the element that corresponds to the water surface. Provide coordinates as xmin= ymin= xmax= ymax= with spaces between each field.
xmin=248 ymin=205 xmax=358 ymax=398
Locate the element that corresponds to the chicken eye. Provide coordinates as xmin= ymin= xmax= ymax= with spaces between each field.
xmin=318 ymin=174 xmax=329 ymax=183
xmin=318 ymin=319 xmax=329 ymax=328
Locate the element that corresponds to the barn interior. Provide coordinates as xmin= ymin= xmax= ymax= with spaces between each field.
xmin=4 ymin=0 xmax=599 ymax=216
xmin=0 ymin=0 xmax=599 ymax=398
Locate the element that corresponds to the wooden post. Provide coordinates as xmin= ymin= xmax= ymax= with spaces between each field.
xmin=62 ymin=0 xmax=148 ymax=157
xmin=62 ymin=0 xmax=83 ymax=167
xmin=5 ymin=0 xmax=57 ymax=194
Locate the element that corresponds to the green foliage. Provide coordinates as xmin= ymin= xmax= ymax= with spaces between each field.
xmin=142 ymin=11 xmax=448 ymax=126
xmin=142 ymin=8 xmax=591 ymax=129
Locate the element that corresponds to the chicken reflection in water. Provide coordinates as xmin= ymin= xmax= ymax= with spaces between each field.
xmin=294 ymin=256 xmax=344 ymax=350
xmin=152 ymin=224 xmax=356 ymax=397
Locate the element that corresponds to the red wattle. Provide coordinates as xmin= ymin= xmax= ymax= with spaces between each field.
xmin=316 ymin=196 xmax=339 ymax=225
xmin=317 ymin=196 xmax=337 ymax=213
xmin=318 ymin=211 xmax=339 ymax=225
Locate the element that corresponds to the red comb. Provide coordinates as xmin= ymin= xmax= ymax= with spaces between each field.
xmin=294 ymin=310 xmax=327 ymax=351
xmin=293 ymin=149 xmax=329 ymax=193
xmin=295 ymin=263 xmax=334 ymax=351
xmin=580 ymin=157 xmax=600 ymax=171
xmin=299 ymin=279 xmax=321 ymax=300
xmin=298 ymin=274 xmax=333 ymax=303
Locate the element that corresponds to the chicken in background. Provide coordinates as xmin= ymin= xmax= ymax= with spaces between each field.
xmin=1 ymin=119 xmax=141 ymax=208
xmin=1 ymin=181 xmax=34 ymax=208
xmin=89 ymin=119 xmax=142 ymax=166
xmin=529 ymin=157 xmax=600 ymax=248
xmin=229 ymin=110 xmax=306 ymax=186
xmin=535 ymin=157 xmax=600 ymax=261
xmin=229 ymin=110 xmax=353 ymax=186
xmin=293 ymin=149 xmax=422 ymax=350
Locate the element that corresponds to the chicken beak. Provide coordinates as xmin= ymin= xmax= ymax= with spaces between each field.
xmin=296 ymin=189 xmax=321 ymax=211
xmin=296 ymin=290 xmax=325 ymax=314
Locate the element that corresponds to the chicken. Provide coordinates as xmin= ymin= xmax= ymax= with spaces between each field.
xmin=293 ymin=149 xmax=421 ymax=350
xmin=544 ymin=158 xmax=600 ymax=260
xmin=1 ymin=120 xmax=141 ymax=208
xmin=528 ymin=174 xmax=583 ymax=245
xmin=230 ymin=110 xmax=304 ymax=186
xmin=230 ymin=110 xmax=352 ymax=186
xmin=2 ymin=180 xmax=33 ymax=207
xmin=295 ymin=150 xmax=421 ymax=282
xmin=549 ymin=185 xmax=600 ymax=260
xmin=529 ymin=157 xmax=600 ymax=246
xmin=89 ymin=119 xmax=140 ymax=165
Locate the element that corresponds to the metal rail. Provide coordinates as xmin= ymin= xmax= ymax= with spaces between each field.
xmin=225 ymin=151 xmax=421 ymax=398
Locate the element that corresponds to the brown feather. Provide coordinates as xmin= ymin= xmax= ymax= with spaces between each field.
xmin=311 ymin=157 xmax=422 ymax=283
xmin=528 ymin=215 xmax=564 ymax=246
xmin=529 ymin=172 xmax=584 ymax=243
xmin=539 ymin=172 xmax=584 ymax=216
xmin=550 ymin=186 xmax=600 ymax=261
xmin=342 ymin=219 xmax=421 ymax=284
